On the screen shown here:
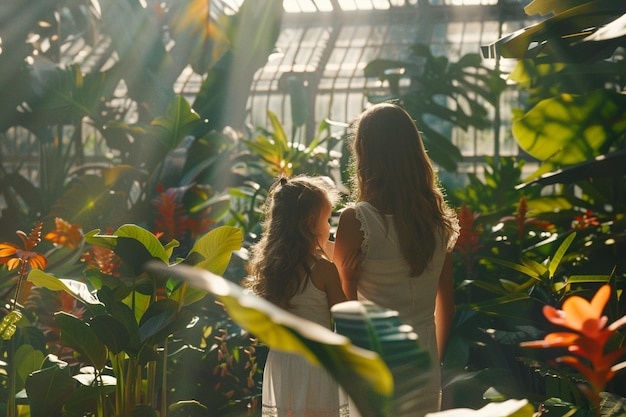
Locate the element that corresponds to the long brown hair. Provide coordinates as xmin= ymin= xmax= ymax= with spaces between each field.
xmin=350 ymin=102 xmax=458 ymax=276
xmin=245 ymin=175 xmax=339 ymax=307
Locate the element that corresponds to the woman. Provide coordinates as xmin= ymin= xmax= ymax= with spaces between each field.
xmin=334 ymin=102 xmax=459 ymax=416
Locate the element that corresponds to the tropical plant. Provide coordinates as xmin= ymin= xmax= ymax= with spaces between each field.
xmin=482 ymin=0 xmax=626 ymax=194
xmin=363 ymin=44 xmax=507 ymax=172
xmin=1 ymin=221 xmax=244 ymax=417
xmin=154 ymin=262 xmax=493 ymax=417
xmin=148 ymin=261 xmax=626 ymax=417
xmin=225 ymin=110 xmax=347 ymax=241
xmin=0 ymin=0 xmax=283 ymax=240
xmin=521 ymin=284 xmax=626 ymax=417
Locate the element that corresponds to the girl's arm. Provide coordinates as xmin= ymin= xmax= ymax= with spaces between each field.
xmin=435 ymin=251 xmax=455 ymax=361
xmin=334 ymin=207 xmax=363 ymax=300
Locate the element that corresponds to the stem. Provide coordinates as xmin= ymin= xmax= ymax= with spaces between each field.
xmin=7 ymin=338 xmax=16 ymax=417
xmin=161 ymin=340 xmax=169 ymax=417
xmin=147 ymin=359 xmax=156 ymax=407
xmin=111 ymin=353 xmax=125 ymax=417
xmin=7 ymin=261 xmax=29 ymax=417
xmin=11 ymin=261 xmax=29 ymax=311
xmin=96 ymin=371 xmax=105 ymax=417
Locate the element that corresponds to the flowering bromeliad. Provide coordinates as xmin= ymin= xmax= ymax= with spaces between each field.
xmin=521 ymin=285 xmax=626 ymax=412
xmin=152 ymin=184 xmax=216 ymax=243
xmin=499 ymin=196 xmax=553 ymax=244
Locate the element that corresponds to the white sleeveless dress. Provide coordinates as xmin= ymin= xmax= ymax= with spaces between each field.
xmin=262 ymin=266 xmax=350 ymax=417
xmin=353 ymin=202 xmax=458 ymax=417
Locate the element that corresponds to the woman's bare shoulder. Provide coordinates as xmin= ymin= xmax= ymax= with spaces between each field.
xmin=338 ymin=206 xmax=359 ymax=224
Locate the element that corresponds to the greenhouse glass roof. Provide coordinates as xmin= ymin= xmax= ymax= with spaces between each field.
xmin=203 ymin=0 xmax=541 ymax=166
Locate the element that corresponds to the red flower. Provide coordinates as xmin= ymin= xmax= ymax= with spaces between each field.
xmin=152 ymin=187 xmax=190 ymax=242
xmin=81 ymin=243 xmax=123 ymax=277
xmin=499 ymin=196 xmax=553 ymax=242
xmin=454 ymin=203 xmax=483 ymax=278
xmin=571 ymin=210 xmax=600 ymax=230
xmin=455 ymin=203 xmax=483 ymax=255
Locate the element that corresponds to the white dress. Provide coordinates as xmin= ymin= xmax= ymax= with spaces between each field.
xmin=262 ymin=267 xmax=350 ymax=417
xmin=353 ymin=202 xmax=458 ymax=417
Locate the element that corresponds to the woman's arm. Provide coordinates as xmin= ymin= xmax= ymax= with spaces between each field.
xmin=334 ymin=207 xmax=363 ymax=300
xmin=435 ymin=251 xmax=455 ymax=361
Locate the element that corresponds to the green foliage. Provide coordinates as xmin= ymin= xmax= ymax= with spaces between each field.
xmin=2 ymin=224 xmax=243 ymax=417
xmin=449 ymin=156 xmax=541 ymax=215
xmin=364 ymin=44 xmax=507 ymax=171
xmin=0 ymin=0 xmax=282 ymax=242
xmin=512 ymin=89 xmax=626 ymax=180
xmin=225 ymin=111 xmax=345 ymax=240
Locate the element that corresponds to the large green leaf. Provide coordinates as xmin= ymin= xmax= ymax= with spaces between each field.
xmin=138 ymin=298 xmax=194 ymax=346
xmin=90 ymin=315 xmax=131 ymax=355
xmin=28 ymin=270 xmax=103 ymax=307
xmin=55 ymin=312 xmax=108 ymax=371
xmin=519 ymin=149 xmax=626 ymax=188
xmin=25 ymin=356 xmax=77 ymax=417
xmin=102 ymin=296 xmax=142 ymax=354
xmin=512 ymin=89 xmax=626 ymax=178
xmin=147 ymin=262 xmax=394 ymax=417
xmin=114 ymin=224 xmax=176 ymax=263
xmin=14 ymin=344 xmax=45 ymax=392
xmin=85 ymin=224 xmax=177 ymax=275
xmin=481 ymin=0 xmax=626 ymax=62
xmin=151 ymin=96 xmax=203 ymax=151
xmin=187 ymin=225 xmax=243 ymax=274
xmin=172 ymin=225 xmax=243 ymax=306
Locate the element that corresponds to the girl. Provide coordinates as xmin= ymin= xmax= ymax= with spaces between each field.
xmin=245 ymin=175 xmax=349 ymax=417
xmin=334 ymin=102 xmax=460 ymax=416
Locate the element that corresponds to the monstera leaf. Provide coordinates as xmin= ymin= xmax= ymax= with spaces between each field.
xmin=147 ymin=262 xmax=394 ymax=417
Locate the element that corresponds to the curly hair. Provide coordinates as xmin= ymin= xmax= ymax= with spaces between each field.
xmin=244 ymin=175 xmax=339 ymax=308
xmin=350 ymin=102 xmax=459 ymax=276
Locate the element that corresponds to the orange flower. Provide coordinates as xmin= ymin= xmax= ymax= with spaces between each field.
xmin=0 ymin=223 xmax=48 ymax=271
xmin=44 ymin=218 xmax=83 ymax=249
xmin=542 ymin=284 xmax=611 ymax=341
xmin=521 ymin=284 xmax=626 ymax=413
